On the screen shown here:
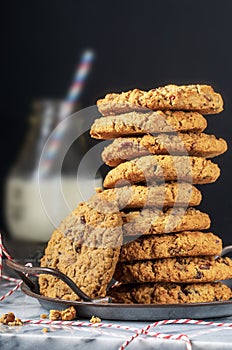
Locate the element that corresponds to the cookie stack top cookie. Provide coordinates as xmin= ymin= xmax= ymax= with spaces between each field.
xmin=97 ymin=85 xmax=223 ymax=115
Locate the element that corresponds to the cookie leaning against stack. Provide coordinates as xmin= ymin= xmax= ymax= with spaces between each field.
xmin=39 ymin=200 xmax=123 ymax=300
xmin=90 ymin=84 xmax=231 ymax=304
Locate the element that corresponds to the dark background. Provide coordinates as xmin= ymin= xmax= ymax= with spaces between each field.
xmin=1 ymin=0 xmax=232 ymax=245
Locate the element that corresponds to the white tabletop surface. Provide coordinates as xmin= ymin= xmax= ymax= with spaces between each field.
xmin=2 ymin=279 xmax=232 ymax=350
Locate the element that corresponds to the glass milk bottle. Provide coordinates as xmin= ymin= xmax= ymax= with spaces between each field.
xmin=4 ymin=100 xmax=101 ymax=244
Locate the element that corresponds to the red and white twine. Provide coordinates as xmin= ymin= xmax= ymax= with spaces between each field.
xmin=1 ymin=232 xmax=232 ymax=350
xmin=0 ymin=233 xmax=24 ymax=301
xmin=20 ymin=318 xmax=232 ymax=350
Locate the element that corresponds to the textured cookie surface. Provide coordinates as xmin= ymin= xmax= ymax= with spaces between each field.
xmin=108 ymin=282 xmax=232 ymax=304
xmin=39 ymin=201 xmax=123 ymax=300
xmin=114 ymin=256 xmax=232 ymax=283
xmin=103 ymin=155 xmax=220 ymax=188
xmin=90 ymin=111 xmax=207 ymax=139
xmin=102 ymin=133 xmax=227 ymax=166
xmin=94 ymin=182 xmax=202 ymax=209
xmin=122 ymin=207 xmax=210 ymax=236
xmin=97 ymin=85 xmax=223 ymax=116
xmin=120 ymin=231 xmax=222 ymax=261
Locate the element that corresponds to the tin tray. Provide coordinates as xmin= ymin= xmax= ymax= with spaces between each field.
xmin=21 ymin=281 xmax=232 ymax=321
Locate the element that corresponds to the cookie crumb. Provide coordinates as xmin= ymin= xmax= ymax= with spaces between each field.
xmin=42 ymin=327 xmax=49 ymax=333
xmin=8 ymin=318 xmax=23 ymax=326
xmin=0 ymin=312 xmax=23 ymax=326
xmin=49 ymin=310 xmax=61 ymax=321
xmin=49 ymin=306 xmax=76 ymax=321
xmin=40 ymin=314 xmax=48 ymax=319
xmin=0 ymin=312 xmax=15 ymax=324
xmin=61 ymin=306 xmax=76 ymax=321
xmin=90 ymin=315 xmax=101 ymax=323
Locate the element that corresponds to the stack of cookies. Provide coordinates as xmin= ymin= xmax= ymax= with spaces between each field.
xmin=89 ymin=84 xmax=232 ymax=304
xmin=39 ymin=84 xmax=232 ymax=305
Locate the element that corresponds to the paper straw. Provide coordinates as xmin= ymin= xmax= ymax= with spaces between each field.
xmin=59 ymin=49 xmax=95 ymax=119
xmin=39 ymin=49 xmax=95 ymax=177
